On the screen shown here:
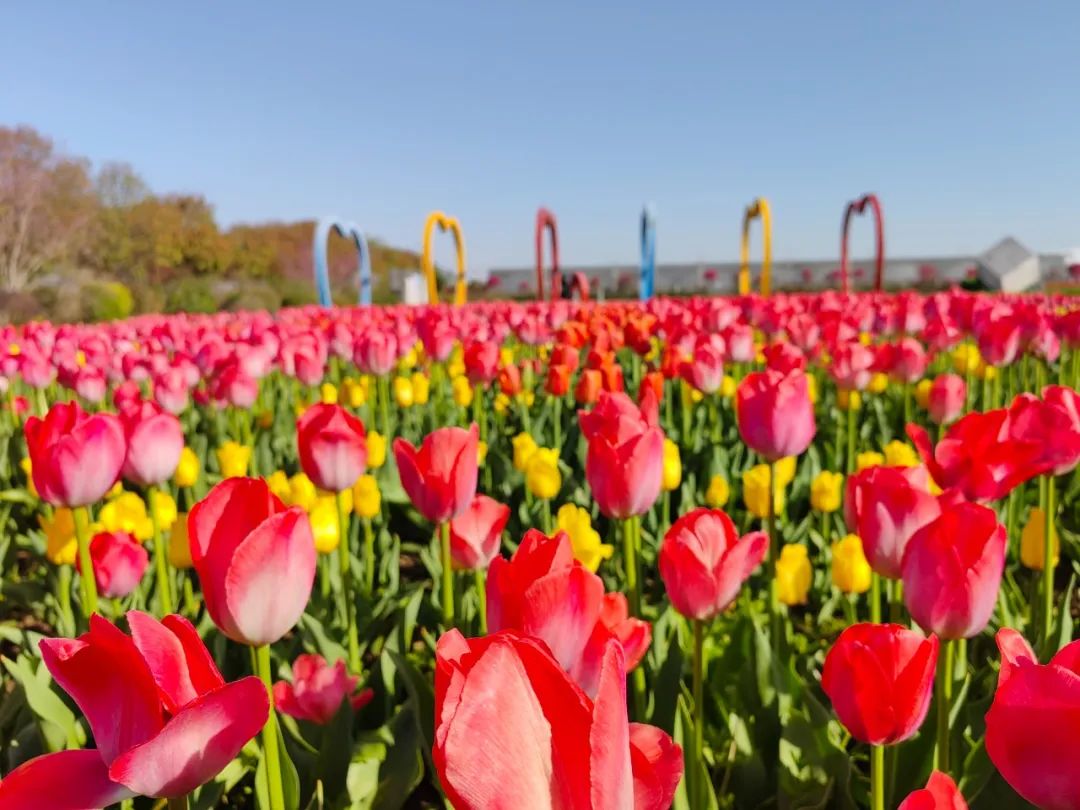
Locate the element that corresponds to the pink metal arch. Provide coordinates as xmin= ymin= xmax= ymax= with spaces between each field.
xmin=535 ymin=207 xmax=560 ymax=301
xmin=839 ymin=193 xmax=885 ymax=293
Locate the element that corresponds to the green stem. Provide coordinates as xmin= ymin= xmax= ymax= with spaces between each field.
xmin=820 ymin=510 xmax=829 ymax=544
xmin=692 ymin=619 xmax=706 ymax=810
xmin=540 ymin=498 xmax=553 ymax=534
xmin=336 ymin=492 xmax=360 ymax=673
xmin=870 ymin=744 xmax=885 ymax=810
xmin=73 ymin=506 xmax=99 ymax=618
xmin=624 ymin=516 xmax=645 ymax=720
xmin=378 ymin=375 xmax=391 ymax=438
xmin=56 ymin=565 xmax=75 ymax=636
xmin=767 ymin=461 xmax=781 ymax=658
xmin=255 ymin=645 xmax=286 ymax=810
xmin=149 ymin=485 xmax=174 ymax=615
xmin=869 ymin=572 xmax=882 ymax=624
xmin=440 ymin=521 xmax=455 ymax=627
xmin=363 ymin=518 xmax=376 ymax=597
xmin=553 ymin=396 xmax=562 ymax=449
xmin=1042 ymin=475 xmax=1057 ymax=647
xmin=168 ymin=795 xmax=190 ymax=810
xmin=183 ymin=575 xmax=196 ymax=617
xmin=475 ymin=569 xmax=488 ymax=634
xmin=846 ymin=404 xmax=857 ymax=474
xmin=936 ymin=638 xmax=955 ymax=773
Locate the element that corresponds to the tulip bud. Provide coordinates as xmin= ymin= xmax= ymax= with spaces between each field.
xmin=216 ymin=441 xmax=251 ymax=479
xmin=352 ymin=474 xmax=381 ymax=520
xmin=525 ymin=448 xmax=561 ymax=500
xmin=705 ymin=474 xmax=730 ymax=508
xmin=174 ymin=446 xmax=200 ymax=488
xmin=776 ymin=544 xmax=811 ymax=606
xmin=810 ymin=471 xmax=843 ymax=513
xmin=555 ymin=503 xmax=613 ymax=572
xmin=661 ymin=439 xmax=682 ymax=492
xmin=831 ymin=534 xmax=872 ymax=594
xmin=742 ymin=464 xmax=783 ymax=519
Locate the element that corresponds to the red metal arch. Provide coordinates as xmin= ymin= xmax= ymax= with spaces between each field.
xmin=569 ymin=271 xmax=590 ymax=302
xmin=535 ymin=207 xmax=560 ymax=300
xmin=839 ymin=193 xmax=885 ymax=293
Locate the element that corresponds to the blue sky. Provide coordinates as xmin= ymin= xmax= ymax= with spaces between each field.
xmin=4 ymin=2 xmax=1079 ymax=276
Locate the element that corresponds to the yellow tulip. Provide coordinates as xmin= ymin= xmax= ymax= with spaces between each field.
xmin=859 ymin=332 xmax=872 ymax=345
xmin=856 ymin=451 xmax=885 ymax=471
xmin=168 ymin=515 xmax=194 ymax=569
xmin=977 ymin=361 xmax=998 ymax=382
xmin=99 ymin=492 xmax=153 ymax=541
xmin=412 ymin=371 xmax=431 ymax=405
xmin=810 ymin=471 xmax=843 ymax=513
xmin=106 ymin=481 xmax=124 ymax=500
xmin=832 ymin=534 xmax=872 ymax=594
xmin=720 ymin=375 xmax=737 ymax=399
xmin=951 ymin=343 xmax=981 ymax=375
xmin=705 ymin=474 xmax=730 ymax=508
xmin=867 ymin=373 xmax=889 ymax=394
xmin=914 ymin=378 xmax=933 ymax=410
xmin=341 ymin=377 xmax=367 ymax=408
xmin=776 ymin=544 xmax=811 ymax=606
xmin=743 ymin=464 xmax=784 ymax=519
xmin=150 ymin=490 xmax=178 ymax=533
xmin=216 ymin=441 xmax=251 ymax=478
xmin=499 ymin=347 xmax=515 ymax=367
xmin=20 ymin=456 xmax=36 ymax=498
xmin=526 ymin=448 xmax=561 ymax=500
xmin=1021 ymin=507 xmax=1059 ymax=570
xmin=266 ymin=470 xmax=291 ymax=502
xmin=837 ymin=389 xmax=861 ymax=411
xmin=286 ymin=473 xmax=318 ymax=512
xmin=774 ymin=456 xmax=797 ymax=488
xmin=452 ymin=376 xmax=474 ymax=408
xmin=494 ymin=393 xmax=510 ymax=415
xmin=174 ymin=447 xmax=200 ymax=488
xmin=806 ymin=374 xmax=818 ymax=404
xmin=367 ymin=431 xmax=387 ymax=469
xmin=352 ymin=474 xmax=381 ymax=519
xmin=512 ymin=433 xmax=538 ymax=471
xmin=393 ymin=376 xmax=414 ymax=408
xmin=477 ymin=440 xmax=488 ymax=467
xmin=556 ymin=503 xmax=613 ymax=573
xmin=40 ymin=509 xmax=77 ymax=566
xmin=320 ymin=382 xmax=339 ymax=404
xmin=309 ymin=496 xmax=341 ymax=554
xmin=883 ymin=441 xmax=919 ymax=468
xmin=662 ymin=439 xmax=682 ymax=492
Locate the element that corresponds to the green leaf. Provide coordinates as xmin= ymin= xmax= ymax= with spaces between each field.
xmin=2 ymin=656 xmax=79 ymax=752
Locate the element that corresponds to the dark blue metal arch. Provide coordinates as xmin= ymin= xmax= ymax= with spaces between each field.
xmin=313 ymin=217 xmax=372 ymax=306
xmin=639 ymin=205 xmax=656 ymax=301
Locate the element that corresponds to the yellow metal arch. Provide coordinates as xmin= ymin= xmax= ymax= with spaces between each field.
xmin=738 ymin=197 xmax=772 ymax=296
xmin=422 ymin=211 xmax=467 ymax=305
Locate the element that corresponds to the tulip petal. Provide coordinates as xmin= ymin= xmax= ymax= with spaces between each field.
xmin=520 ymin=565 xmax=604 ymax=673
xmin=588 ymin=641 xmax=634 ymax=809
xmin=127 ymin=611 xmax=224 ymax=714
xmin=0 ymin=749 xmax=134 ymax=810
xmin=108 ymin=676 xmax=269 ymax=798
xmin=629 ymin=723 xmax=684 ymax=810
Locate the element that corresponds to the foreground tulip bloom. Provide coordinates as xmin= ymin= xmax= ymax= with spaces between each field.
xmin=822 ymin=623 xmax=938 ymax=745
xmin=273 ymin=653 xmax=373 ymax=725
xmin=0 ymin=612 xmax=268 ymax=806
xmin=394 ymin=424 xmax=479 ymax=525
xmin=902 ymin=501 xmax=1006 ymax=639
xmin=296 ymin=403 xmax=368 ymax=493
xmin=578 ymin=390 xmax=664 ymax=520
xmin=735 ymin=369 xmax=816 ymax=461
xmin=985 ymin=628 xmax=1080 ymax=810
xmin=24 ymin=400 xmax=125 ymax=507
xmin=658 ymin=508 xmax=767 ymax=621
xmin=897 ymin=771 xmax=967 ymax=810
xmin=487 ymin=528 xmax=650 ymax=697
xmin=449 ymin=494 xmax=510 ymax=571
xmin=433 ymin=629 xmax=682 ymax=810
xmin=77 ymin=530 xmax=149 ymax=599
xmin=119 ymin=399 xmax=185 ymax=487
xmin=188 ymin=477 xmax=316 ymax=646
xmin=844 ymin=465 xmax=941 ymax=579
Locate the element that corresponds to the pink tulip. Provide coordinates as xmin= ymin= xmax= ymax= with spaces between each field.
xmin=353 ymin=331 xmax=399 ymax=376
xmin=273 ymin=654 xmax=373 ymax=725
xmin=188 ymin=478 xmax=316 ymax=646
xmin=902 ymin=501 xmax=1006 ymax=639
xmin=736 ymin=369 xmax=816 ymax=462
xmin=120 ymin=399 xmax=185 ymax=487
xmin=433 ymin=629 xmax=682 ymax=810
xmin=678 ymin=340 xmax=724 ymax=393
xmin=77 ymin=531 xmax=149 ymax=599
xmin=897 ymin=771 xmax=967 ymax=810
xmin=578 ymin=389 xmax=665 ymax=519
xmin=24 ymin=401 xmax=126 ymax=507
xmin=658 ymin=508 xmax=767 ymax=621
xmin=927 ymin=373 xmax=966 ymax=425
xmin=394 ymin=425 xmax=479 ymax=524
xmin=0 ymin=612 xmax=268 ymax=805
xmin=296 ymin=403 xmax=368 ymax=492
xmin=449 ymin=494 xmax=510 ymax=570
xmin=74 ymin=366 xmax=107 ymax=403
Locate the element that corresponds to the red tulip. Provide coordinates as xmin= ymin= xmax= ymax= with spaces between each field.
xmin=464 ymin=340 xmax=500 ymax=384
xmin=0 ymin=612 xmax=268 ymax=805
xmin=889 ymin=337 xmax=930 ymax=383
xmin=24 ymin=401 xmax=126 ymax=507
xmin=497 ymin=362 xmax=522 ymax=396
xmin=658 ymin=508 xmax=767 ymax=621
xmin=897 ymin=771 xmax=967 ymax=810
xmin=575 ymin=367 xmax=603 ymax=405
xmin=449 ymin=494 xmax=510 ymax=570
xmin=188 ymin=477 xmax=316 ymax=646
xmin=830 ymin=341 xmax=875 ymax=391
xmin=845 ymin=465 xmax=941 ymax=579
xmin=1007 ymin=388 xmax=1080 ymax=476
xmin=433 ymin=629 xmax=682 ymax=810
xmin=77 ymin=531 xmax=149 ymax=599
xmin=487 ymin=529 xmax=650 ymax=697
xmin=986 ymin=628 xmax=1080 ymax=810
xmin=901 ymin=501 xmax=1006 ymax=639
xmin=927 ymin=373 xmax=966 ymax=425
xmin=296 ymin=403 xmax=368 ymax=492
xmin=394 ymin=424 xmax=479 ymax=524
xmin=120 ymin=399 xmax=185 ymax=487
xmin=273 ymin=653 xmax=373 ymax=725
xmin=638 ymin=369 xmax=665 ymax=404
xmin=822 ymin=623 xmax=938 ymax=745
xmin=907 ymin=410 xmax=1042 ymax=502
xmin=736 ymin=369 xmax=816 ymax=462
xmin=211 ymin=359 xmax=259 ymax=408
xmin=579 ymin=390 xmax=664 ymax=519
xmin=678 ymin=341 xmax=724 ymax=393
xmin=546 ymin=363 xmax=572 ymax=397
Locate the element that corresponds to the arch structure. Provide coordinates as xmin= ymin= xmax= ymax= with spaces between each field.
xmin=312 ymin=218 xmax=372 ymax=306
xmin=422 ymin=211 xmax=467 ymax=306
xmin=640 ymin=205 xmax=656 ymax=301
xmin=839 ymin=193 xmax=885 ymax=293
xmin=738 ymin=197 xmax=772 ymax=296
xmin=535 ymin=207 xmax=559 ymax=300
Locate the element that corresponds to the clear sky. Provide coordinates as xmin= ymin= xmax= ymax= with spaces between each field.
xmin=4 ymin=1 xmax=1079 ymax=276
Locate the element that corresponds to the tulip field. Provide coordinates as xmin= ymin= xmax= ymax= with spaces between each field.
xmin=2 ymin=290 xmax=1080 ymax=810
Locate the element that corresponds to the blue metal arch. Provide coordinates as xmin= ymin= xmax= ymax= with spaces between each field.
xmin=639 ymin=205 xmax=656 ymax=300
xmin=313 ymin=217 xmax=372 ymax=306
